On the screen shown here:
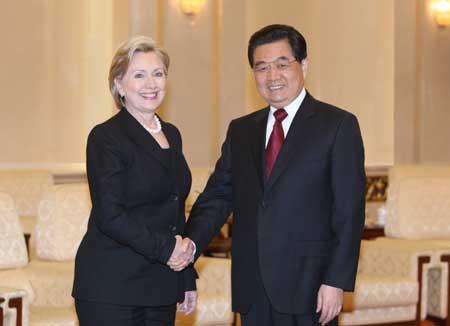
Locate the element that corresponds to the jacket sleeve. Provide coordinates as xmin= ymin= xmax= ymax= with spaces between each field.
xmin=185 ymin=123 xmax=234 ymax=259
xmin=181 ymin=266 xmax=198 ymax=292
xmin=323 ymin=113 xmax=366 ymax=291
xmin=86 ymin=126 xmax=176 ymax=264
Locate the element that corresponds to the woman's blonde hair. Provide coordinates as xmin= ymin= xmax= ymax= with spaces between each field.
xmin=108 ymin=36 xmax=170 ymax=109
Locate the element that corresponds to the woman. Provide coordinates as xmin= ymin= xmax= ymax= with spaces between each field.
xmin=72 ymin=36 xmax=196 ymax=326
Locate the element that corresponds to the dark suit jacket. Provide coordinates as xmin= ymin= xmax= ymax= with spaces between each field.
xmin=72 ymin=108 xmax=195 ymax=306
xmin=185 ymin=92 xmax=366 ymax=314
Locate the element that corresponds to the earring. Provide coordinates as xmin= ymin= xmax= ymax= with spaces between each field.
xmin=119 ymin=95 xmax=126 ymax=106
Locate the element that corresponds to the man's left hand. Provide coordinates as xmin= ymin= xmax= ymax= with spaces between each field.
xmin=177 ymin=290 xmax=197 ymax=314
xmin=316 ymin=284 xmax=343 ymax=325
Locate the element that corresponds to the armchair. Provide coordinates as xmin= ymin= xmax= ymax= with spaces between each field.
xmin=25 ymin=183 xmax=90 ymax=326
xmin=176 ymin=256 xmax=233 ymax=326
xmin=360 ymin=165 xmax=450 ymax=325
xmin=339 ymin=240 xmax=431 ymax=325
xmin=0 ymin=192 xmax=32 ymax=326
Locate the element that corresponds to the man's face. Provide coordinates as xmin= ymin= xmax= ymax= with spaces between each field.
xmin=252 ymin=39 xmax=307 ymax=109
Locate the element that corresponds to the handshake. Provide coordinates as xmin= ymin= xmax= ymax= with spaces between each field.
xmin=167 ymin=235 xmax=195 ymax=271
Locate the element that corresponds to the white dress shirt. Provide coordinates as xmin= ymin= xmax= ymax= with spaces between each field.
xmin=265 ymin=88 xmax=306 ymax=147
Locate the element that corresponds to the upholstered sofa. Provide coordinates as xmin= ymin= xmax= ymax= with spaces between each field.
xmin=0 ymin=170 xmax=53 ymax=235
xmin=355 ymin=165 xmax=450 ymax=325
xmin=2 ymin=181 xmax=234 ymax=326
xmin=0 ymin=184 xmax=89 ymax=326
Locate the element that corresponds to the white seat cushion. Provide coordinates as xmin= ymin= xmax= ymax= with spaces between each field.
xmin=0 ymin=192 xmax=28 ymax=269
xmin=35 ymin=184 xmax=90 ymax=261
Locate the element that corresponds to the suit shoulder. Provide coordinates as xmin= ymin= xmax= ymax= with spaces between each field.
xmin=314 ymin=100 xmax=357 ymax=120
xmin=87 ymin=111 xmax=122 ymax=142
xmin=230 ymin=107 xmax=268 ymax=127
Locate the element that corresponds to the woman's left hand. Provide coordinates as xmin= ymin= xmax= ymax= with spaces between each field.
xmin=177 ymin=290 xmax=197 ymax=314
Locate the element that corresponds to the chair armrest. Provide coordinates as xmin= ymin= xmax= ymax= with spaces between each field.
xmin=195 ymin=257 xmax=231 ymax=296
xmin=25 ymin=260 xmax=74 ymax=308
xmin=0 ymin=287 xmax=28 ymax=326
xmin=359 ymin=239 xmax=434 ymax=278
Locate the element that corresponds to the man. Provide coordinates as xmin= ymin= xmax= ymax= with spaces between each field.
xmin=173 ymin=24 xmax=366 ymax=326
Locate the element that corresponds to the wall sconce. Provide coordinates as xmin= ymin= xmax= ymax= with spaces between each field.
xmin=431 ymin=0 xmax=450 ymax=27
xmin=180 ymin=0 xmax=206 ymax=16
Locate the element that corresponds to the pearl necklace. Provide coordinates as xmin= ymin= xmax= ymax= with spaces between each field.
xmin=143 ymin=115 xmax=162 ymax=134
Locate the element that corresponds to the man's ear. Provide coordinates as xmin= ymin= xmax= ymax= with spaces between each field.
xmin=301 ymin=58 xmax=308 ymax=78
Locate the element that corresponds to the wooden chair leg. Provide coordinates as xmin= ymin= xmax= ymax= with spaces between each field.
xmin=441 ymin=255 xmax=450 ymax=326
xmin=417 ymin=256 xmax=432 ymax=326
xmin=8 ymin=297 xmax=23 ymax=326
xmin=0 ymin=297 xmax=5 ymax=326
xmin=426 ymin=255 xmax=450 ymax=326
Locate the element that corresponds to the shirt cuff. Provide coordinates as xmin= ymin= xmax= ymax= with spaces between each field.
xmin=190 ymin=240 xmax=196 ymax=263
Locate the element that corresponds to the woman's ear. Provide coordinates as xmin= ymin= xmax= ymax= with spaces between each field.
xmin=114 ymin=77 xmax=124 ymax=97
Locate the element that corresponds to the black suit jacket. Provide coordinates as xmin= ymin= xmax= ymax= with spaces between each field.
xmin=72 ymin=108 xmax=195 ymax=306
xmin=186 ymin=92 xmax=366 ymax=314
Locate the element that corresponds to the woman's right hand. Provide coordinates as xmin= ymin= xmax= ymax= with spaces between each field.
xmin=167 ymin=235 xmax=194 ymax=271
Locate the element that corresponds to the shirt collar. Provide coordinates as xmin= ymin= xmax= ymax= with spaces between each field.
xmin=269 ymin=88 xmax=306 ymax=117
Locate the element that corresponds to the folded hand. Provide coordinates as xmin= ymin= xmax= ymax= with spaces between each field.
xmin=167 ymin=235 xmax=194 ymax=271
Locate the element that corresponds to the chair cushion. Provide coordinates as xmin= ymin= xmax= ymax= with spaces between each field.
xmin=176 ymin=257 xmax=233 ymax=325
xmin=0 ymin=269 xmax=35 ymax=303
xmin=385 ymin=165 xmax=450 ymax=238
xmin=0 ymin=170 xmax=52 ymax=218
xmin=340 ymin=305 xmax=416 ymax=325
xmin=26 ymin=260 xmax=74 ymax=308
xmin=35 ymin=184 xmax=90 ymax=261
xmin=30 ymin=306 xmax=78 ymax=326
xmin=176 ymin=293 xmax=233 ymax=325
xmin=0 ymin=192 xmax=28 ymax=269
xmin=344 ymin=274 xmax=418 ymax=310
xmin=394 ymin=177 xmax=450 ymax=239
xmin=195 ymin=257 xmax=231 ymax=295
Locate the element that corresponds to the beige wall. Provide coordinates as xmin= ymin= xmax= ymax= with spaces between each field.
xmin=0 ymin=0 xmax=119 ymax=169
xmin=1 ymin=0 xmax=449 ymax=169
xmin=394 ymin=0 xmax=450 ymax=164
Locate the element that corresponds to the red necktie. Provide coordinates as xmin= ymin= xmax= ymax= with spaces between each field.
xmin=266 ymin=109 xmax=288 ymax=179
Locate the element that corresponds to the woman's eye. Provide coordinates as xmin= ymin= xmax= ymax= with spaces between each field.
xmin=134 ymin=73 xmax=145 ymax=78
xmin=153 ymin=71 xmax=164 ymax=77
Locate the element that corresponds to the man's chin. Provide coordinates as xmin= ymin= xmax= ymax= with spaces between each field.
xmin=268 ymin=99 xmax=288 ymax=109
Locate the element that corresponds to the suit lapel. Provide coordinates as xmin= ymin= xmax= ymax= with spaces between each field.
xmin=162 ymin=120 xmax=180 ymax=181
xmin=250 ymin=108 xmax=270 ymax=190
xmin=118 ymin=109 xmax=172 ymax=171
xmin=265 ymin=93 xmax=317 ymax=192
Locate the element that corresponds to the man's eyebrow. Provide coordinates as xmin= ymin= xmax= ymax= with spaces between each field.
xmin=254 ymin=56 xmax=290 ymax=65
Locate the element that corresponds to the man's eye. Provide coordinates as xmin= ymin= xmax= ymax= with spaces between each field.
xmin=256 ymin=66 xmax=269 ymax=72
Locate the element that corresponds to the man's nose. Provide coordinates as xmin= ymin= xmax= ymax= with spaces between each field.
xmin=267 ymin=64 xmax=280 ymax=80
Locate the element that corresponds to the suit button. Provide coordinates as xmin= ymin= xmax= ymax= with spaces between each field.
xmin=171 ymin=194 xmax=179 ymax=201
xmin=261 ymin=201 xmax=266 ymax=208
xmin=169 ymin=225 xmax=177 ymax=232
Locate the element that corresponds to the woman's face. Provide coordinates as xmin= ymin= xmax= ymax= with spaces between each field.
xmin=115 ymin=51 xmax=166 ymax=114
